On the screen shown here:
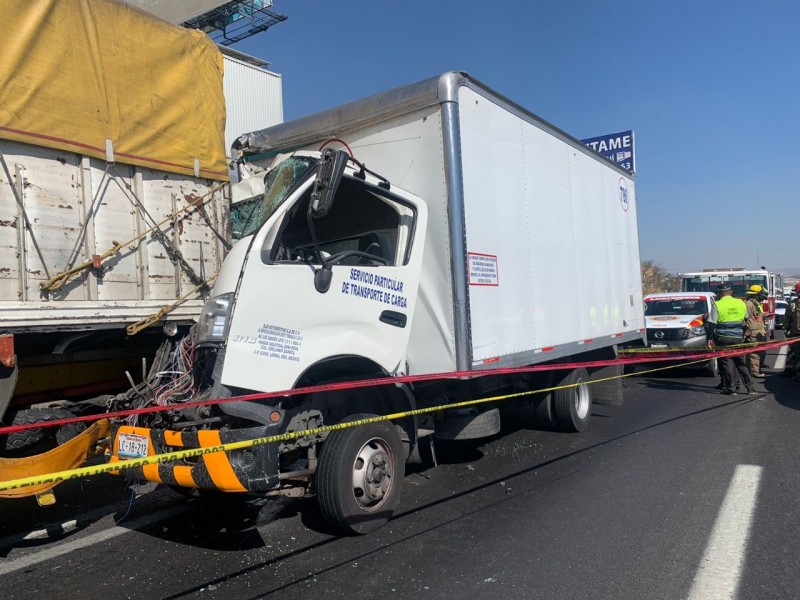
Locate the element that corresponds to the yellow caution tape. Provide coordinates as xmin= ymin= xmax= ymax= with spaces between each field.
xmin=0 ymin=356 xmax=717 ymax=493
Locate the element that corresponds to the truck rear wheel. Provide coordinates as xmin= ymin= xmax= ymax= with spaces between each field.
xmin=552 ymin=368 xmax=592 ymax=432
xmin=433 ymin=407 xmax=501 ymax=440
xmin=316 ymin=414 xmax=404 ymax=535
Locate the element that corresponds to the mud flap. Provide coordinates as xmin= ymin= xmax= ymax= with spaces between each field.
xmin=0 ymin=362 xmax=18 ymax=422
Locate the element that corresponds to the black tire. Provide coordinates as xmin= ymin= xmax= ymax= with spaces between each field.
xmin=589 ymin=365 xmax=625 ymax=407
xmin=0 ymin=407 xmax=86 ymax=454
xmin=532 ymin=393 xmax=555 ymax=427
xmin=316 ymin=414 xmax=404 ymax=535
xmin=704 ymin=358 xmax=719 ymax=377
xmin=433 ymin=408 xmax=501 ymax=440
xmin=552 ymin=368 xmax=592 ymax=433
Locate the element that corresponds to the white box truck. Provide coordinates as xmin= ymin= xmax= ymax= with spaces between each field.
xmin=109 ymin=72 xmax=645 ymax=533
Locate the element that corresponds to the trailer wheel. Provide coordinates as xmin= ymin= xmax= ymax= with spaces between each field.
xmin=552 ymin=368 xmax=592 ymax=432
xmin=532 ymin=393 xmax=555 ymax=427
xmin=703 ymin=358 xmax=719 ymax=377
xmin=0 ymin=408 xmax=86 ymax=455
xmin=316 ymin=414 xmax=404 ymax=535
xmin=433 ymin=407 xmax=501 ymax=440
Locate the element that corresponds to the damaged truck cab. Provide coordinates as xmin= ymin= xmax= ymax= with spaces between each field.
xmin=112 ymin=149 xmax=428 ymax=534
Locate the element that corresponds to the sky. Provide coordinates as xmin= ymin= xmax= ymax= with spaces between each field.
xmin=236 ymin=0 xmax=800 ymax=275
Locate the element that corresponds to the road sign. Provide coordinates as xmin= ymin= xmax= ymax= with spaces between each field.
xmin=581 ymin=130 xmax=635 ymax=173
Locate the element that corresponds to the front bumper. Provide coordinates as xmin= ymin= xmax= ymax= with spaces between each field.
xmin=108 ymin=422 xmax=281 ymax=493
xmin=646 ymin=338 xmax=707 ymax=349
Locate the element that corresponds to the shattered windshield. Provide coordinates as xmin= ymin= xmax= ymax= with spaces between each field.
xmin=230 ymin=156 xmax=317 ymax=240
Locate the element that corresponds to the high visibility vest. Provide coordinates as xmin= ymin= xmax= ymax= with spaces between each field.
xmin=715 ymin=295 xmax=746 ymax=323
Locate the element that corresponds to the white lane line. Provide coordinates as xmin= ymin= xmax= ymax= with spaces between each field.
xmin=23 ymin=519 xmax=79 ymax=541
xmin=0 ymin=499 xmax=135 ymax=549
xmin=687 ymin=464 xmax=762 ymax=600
xmin=0 ymin=505 xmax=190 ymax=576
xmin=772 ymin=345 xmax=788 ymax=371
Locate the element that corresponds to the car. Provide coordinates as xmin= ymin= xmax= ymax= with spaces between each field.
xmin=775 ymin=299 xmax=788 ymax=329
xmin=641 ymin=291 xmax=719 ymax=376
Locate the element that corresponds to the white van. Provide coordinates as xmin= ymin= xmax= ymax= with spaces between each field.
xmin=643 ymin=292 xmax=719 ymax=376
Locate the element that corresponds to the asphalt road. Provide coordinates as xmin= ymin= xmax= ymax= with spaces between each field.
xmin=0 ymin=340 xmax=798 ymax=600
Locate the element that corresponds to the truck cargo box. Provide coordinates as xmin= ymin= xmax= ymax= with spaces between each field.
xmin=0 ymin=0 xmax=228 ymax=181
xmin=0 ymin=0 xmax=230 ymax=332
xmin=233 ymin=71 xmax=645 ymax=375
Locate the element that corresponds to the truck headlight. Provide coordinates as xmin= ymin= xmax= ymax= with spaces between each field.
xmin=196 ymin=293 xmax=234 ymax=344
xmin=686 ymin=326 xmax=706 ymax=338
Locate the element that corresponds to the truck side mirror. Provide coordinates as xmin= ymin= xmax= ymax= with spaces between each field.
xmin=314 ymin=264 xmax=333 ymax=293
xmin=309 ymin=148 xmax=349 ymax=218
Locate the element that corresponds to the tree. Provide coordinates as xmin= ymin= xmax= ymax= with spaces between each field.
xmin=641 ymin=260 xmax=681 ymax=295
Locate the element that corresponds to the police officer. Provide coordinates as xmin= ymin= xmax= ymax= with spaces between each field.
xmin=744 ymin=284 xmax=767 ymax=378
xmin=710 ymin=283 xmax=753 ymax=395
xmin=782 ymin=282 xmax=800 ymax=380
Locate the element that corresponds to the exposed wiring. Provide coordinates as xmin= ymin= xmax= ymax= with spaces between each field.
xmin=114 ymin=487 xmax=136 ymax=525
xmin=127 ymin=334 xmax=198 ymax=427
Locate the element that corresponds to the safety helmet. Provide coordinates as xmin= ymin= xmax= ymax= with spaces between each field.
xmin=746 ymin=284 xmax=764 ymax=295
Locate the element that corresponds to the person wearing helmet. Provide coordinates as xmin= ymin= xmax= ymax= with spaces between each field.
xmin=744 ymin=284 xmax=767 ymax=378
xmin=710 ymin=283 xmax=753 ymax=394
xmin=783 ymin=282 xmax=800 ymax=380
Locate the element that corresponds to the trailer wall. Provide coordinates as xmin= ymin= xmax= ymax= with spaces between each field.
xmin=0 ymin=139 xmax=229 ymax=331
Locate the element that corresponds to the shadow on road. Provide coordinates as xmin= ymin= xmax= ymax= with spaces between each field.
xmin=123 ymin=493 xmax=304 ymax=552
xmin=631 ymin=376 xmax=720 ymax=394
xmin=154 ymin=393 xmax=758 ymax=599
xmin=0 ymin=462 xmax=135 ymax=557
xmin=764 ymin=374 xmax=800 ymax=412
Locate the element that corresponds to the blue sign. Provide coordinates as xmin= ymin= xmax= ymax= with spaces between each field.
xmin=581 ymin=130 xmax=635 ymax=172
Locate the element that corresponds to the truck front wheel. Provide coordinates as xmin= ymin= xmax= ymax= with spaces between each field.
xmin=552 ymin=368 xmax=592 ymax=432
xmin=316 ymin=414 xmax=404 ymax=535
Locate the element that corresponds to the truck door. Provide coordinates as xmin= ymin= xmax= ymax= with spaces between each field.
xmin=221 ymin=171 xmax=427 ymax=393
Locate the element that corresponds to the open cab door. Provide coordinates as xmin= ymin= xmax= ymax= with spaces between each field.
xmin=221 ymin=151 xmax=428 ymax=393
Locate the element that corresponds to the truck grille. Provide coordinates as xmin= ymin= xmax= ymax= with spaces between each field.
xmin=647 ymin=328 xmax=684 ymax=341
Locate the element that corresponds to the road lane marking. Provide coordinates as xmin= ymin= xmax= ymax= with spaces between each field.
xmin=0 ymin=505 xmax=190 ymax=576
xmin=0 ymin=499 xmax=137 ymax=550
xmin=687 ymin=464 xmax=762 ymax=600
xmin=772 ymin=345 xmax=788 ymax=371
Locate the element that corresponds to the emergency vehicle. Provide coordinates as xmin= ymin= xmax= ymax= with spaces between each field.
xmin=680 ymin=268 xmax=783 ymax=337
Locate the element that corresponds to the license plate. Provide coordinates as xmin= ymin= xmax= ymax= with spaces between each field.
xmin=118 ymin=433 xmax=150 ymax=458
xmin=649 ymin=343 xmax=667 ymax=349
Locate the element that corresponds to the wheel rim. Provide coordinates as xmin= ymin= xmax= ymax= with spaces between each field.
xmin=351 ymin=437 xmax=394 ymax=511
xmin=574 ymin=379 xmax=590 ymax=420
